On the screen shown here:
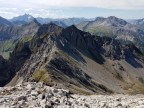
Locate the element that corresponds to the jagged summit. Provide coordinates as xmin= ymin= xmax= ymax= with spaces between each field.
xmin=63 ymin=25 xmax=84 ymax=35
xmin=66 ymin=25 xmax=80 ymax=30
xmin=10 ymin=14 xmax=34 ymax=23
xmin=36 ymin=23 xmax=63 ymax=36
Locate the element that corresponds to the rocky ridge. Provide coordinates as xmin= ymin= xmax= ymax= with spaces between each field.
xmin=5 ymin=23 xmax=144 ymax=95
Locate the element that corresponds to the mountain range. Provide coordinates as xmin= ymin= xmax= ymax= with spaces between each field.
xmin=128 ymin=18 xmax=144 ymax=30
xmin=0 ymin=15 xmax=143 ymax=57
xmin=0 ymin=23 xmax=143 ymax=94
xmin=0 ymin=14 xmax=144 ymax=95
xmin=0 ymin=16 xmax=41 ymax=58
xmin=9 ymin=14 xmax=91 ymax=27
xmin=77 ymin=16 xmax=144 ymax=54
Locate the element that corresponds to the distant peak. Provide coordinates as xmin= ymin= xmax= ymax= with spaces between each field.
xmin=107 ymin=16 xmax=127 ymax=25
xmin=23 ymin=13 xmax=28 ymax=16
xmin=108 ymin=16 xmax=118 ymax=19
xmin=23 ymin=13 xmax=32 ymax=17
xmin=36 ymin=23 xmax=63 ymax=36
xmin=95 ymin=17 xmax=105 ymax=21
xmin=66 ymin=25 xmax=78 ymax=30
xmin=107 ymin=16 xmax=126 ymax=22
xmin=10 ymin=14 xmax=34 ymax=22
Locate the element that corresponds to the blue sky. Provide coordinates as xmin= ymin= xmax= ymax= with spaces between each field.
xmin=0 ymin=0 xmax=144 ymax=19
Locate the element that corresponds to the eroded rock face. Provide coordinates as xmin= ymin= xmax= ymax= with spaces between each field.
xmin=102 ymin=39 xmax=134 ymax=60
xmin=1 ymin=82 xmax=144 ymax=108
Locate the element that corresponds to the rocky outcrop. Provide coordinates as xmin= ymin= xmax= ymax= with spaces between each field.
xmin=1 ymin=82 xmax=144 ymax=108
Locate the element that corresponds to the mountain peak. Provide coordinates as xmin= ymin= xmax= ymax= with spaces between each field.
xmin=108 ymin=16 xmax=118 ymax=19
xmin=69 ymin=25 xmax=77 ymax=28
xmin=95 ymin=17 xmax=105 ymax=21
xmin=10 ymin=14 xmax=34 ymax=23
xmin=23 ymin=13 xmax=31 ymax=16
xmin=107 ymin=16 xmax=127 ymax=25
xmin=65 ymin=25 xmax=79 ymax=31
xmin=36 ymin=23 xmax=63 ymax=36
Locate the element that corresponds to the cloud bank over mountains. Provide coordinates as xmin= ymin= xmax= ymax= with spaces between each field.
xmin=0 ymin=0 xmax=144 ymax=19
xmin=0 ymin=0 xmax=144 ymax=9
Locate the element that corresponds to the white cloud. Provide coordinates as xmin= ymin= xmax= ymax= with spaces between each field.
xmin=0 ymin=8 xmax=67 ymax=19
xmin=0 ymin=0 xmax=144 ymax=19
xmin=0 ymin=0 xmax=144 ymax=9
xmin=24 ymin=8 xmax=33 ymax=11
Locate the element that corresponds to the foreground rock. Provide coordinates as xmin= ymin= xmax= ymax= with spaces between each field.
xmin=0 ymin=82 xmax=144 ymax=108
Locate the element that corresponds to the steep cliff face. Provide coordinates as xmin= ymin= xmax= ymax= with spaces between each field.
xmin=4 ymin=23 xmax=144 ymax=94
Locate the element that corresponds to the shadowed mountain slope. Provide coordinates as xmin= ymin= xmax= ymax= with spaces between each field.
xmin=77 ymin=16 xmax=144 ymax=54
xmin=0 ymin=16 xmax=13 ymax=26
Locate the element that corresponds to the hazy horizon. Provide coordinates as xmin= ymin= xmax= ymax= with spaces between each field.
xmin=0 ymin=0 xmax=144 ymax=19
